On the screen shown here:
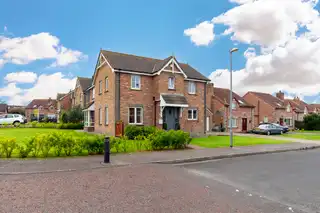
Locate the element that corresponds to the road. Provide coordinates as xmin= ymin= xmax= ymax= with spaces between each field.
xmin=0 ymin=162 xmax=295 ymax=213
xmin=181 ymin=149 xmax=320 ymax=213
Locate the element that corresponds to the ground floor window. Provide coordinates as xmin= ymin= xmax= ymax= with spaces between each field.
xmin=129 ymin=107 xmax=143 ymax=124
xmin=263 ymin=116 xmax=268 ymax=122
xmin=188 ymin=109 xmax=198 ymax=120
xmin=105 ymin=106 xmax=108 ymax=125
xmin=99 ymin=108 xmax=102 ymax=125
xmin=284 ymin=118 xmax=292 ymax=126
xmin=229 ymin=118 xmax=237 ymax=128
xmin=84 ymin=111 xmax=88 ymax=127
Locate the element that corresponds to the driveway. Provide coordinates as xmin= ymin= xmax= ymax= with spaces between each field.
xmin=180 ymin=149 xmax=320 ymax=213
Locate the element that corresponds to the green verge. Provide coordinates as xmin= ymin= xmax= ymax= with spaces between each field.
xmin=191 ymin=135 xmax=291 ymax=148
xmin=282 ymin=134 xmax=320 ymax=141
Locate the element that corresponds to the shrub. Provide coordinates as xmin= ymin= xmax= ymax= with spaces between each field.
xmin=31 ymin=121 xmax=38 ymax=128
xmin=303 ymin=114 xmax=320 ymax=130
xmin=125 ymin=125 xmax=157 ymax=139
xmin=0 ymin=137 xmax=17 ymax=158
xmin=17 ymin=144 xmax=32 ymax=158
xmin=61 ymin=111 xmax=69 ymax=123
xmin=295 ymin=120 xmax=305 ymax=130
xmin=85 ymin=135 xmax=104 ymax=155
xmin=148 ymin=129 xmax=191 ymax=150
xmin=61 ymin=134 xmax=76 ymax=156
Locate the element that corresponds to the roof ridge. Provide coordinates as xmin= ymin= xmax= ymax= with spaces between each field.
xmin=101 ymin=49 xmax=164 ymax=62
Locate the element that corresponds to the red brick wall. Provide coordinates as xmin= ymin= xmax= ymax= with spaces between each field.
xmin=59 ymin=93 xmax=72 ymax=111
xmin=93 ymin=64 xmax=115 ymax=135
xmin=119 ymin=73 xmax=154 ymax=128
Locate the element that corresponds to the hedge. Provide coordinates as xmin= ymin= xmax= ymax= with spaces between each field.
xmin=0 ymin=122 xmax=84 ymax=130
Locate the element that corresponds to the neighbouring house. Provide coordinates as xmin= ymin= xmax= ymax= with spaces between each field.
xmin=310 ymin=104 xmax=320 ymax=113
xmin=291 ymin=97 xmax=316 ymax=117
xmin=87 ymin=50 xmax=211 ymax=136
xmin=56 ymin=92 xmax=73 ymax=122
xmin=71 ymin=77 xmax=92 ymax=108
xmin=213 ymin=87 xmax=254 ymax=132
xmin=0 ymin=104 xmax=8 ymax=114
xmin=243 ymin=91 xmax=295 ymax=127
xmin=25 ymin=98 xmax=57 ymax=122
xmin=83 ymin=84 xmax=95 ymax=132
xmin=7 ymin=105 xmax=25 ymax=115
xmin=284 ymin=99 xmax=305 ymax=122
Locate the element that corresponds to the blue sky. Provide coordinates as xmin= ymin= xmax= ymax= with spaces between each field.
xmin=1 ymin=0 xmax=320 ymax=105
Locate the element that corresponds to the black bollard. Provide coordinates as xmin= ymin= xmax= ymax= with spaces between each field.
xmin=104 ymin=136 xmax=110 ymax=163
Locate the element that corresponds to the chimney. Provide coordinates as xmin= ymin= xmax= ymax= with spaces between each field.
xmin=276 ymin=90 xmax=284 ymax=100
xmin=294 ymin=96 xmax=300 ymax=103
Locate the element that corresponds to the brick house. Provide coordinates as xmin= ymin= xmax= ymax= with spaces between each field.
xmin=56 ymin=92 xmax=73 ymax=122
xmin=243 ymin=91 xmax=295 ymax=127
xmin=83 ymin=85 xmax=95 ymax=131
xmin=310 ymin=104 xmax=320 ymax=113
xmin=291 ymin=97 xmax=316 ymax=117
xmin=0 ymin=104 xmax=8 ymax=114
xmin=213 ymin=87 xmax=254 ymax=132
xmin=86 ymin=50 xmax=211 ymax=136
xmin=71 ymin=77 xmax=92 ymax=108
xmin=25 ymin=98 xmax=57 ymax=122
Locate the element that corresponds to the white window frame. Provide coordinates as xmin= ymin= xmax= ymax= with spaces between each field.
xmin=105 ymin=77 xmax=108 ymax=91
xmin=188 ymin=81 xmax=196 ymax=94
xmin=92 ymin=88 xmax=95 ymax=100
xmin=80 ymin=93 xmax=83 ymax=103
xmin=231 ymin=102 xmax=236 ymax=110
xmin=168 ymin=77 xmax=175 ymax=89
xmin=131 ymin=75 xmax=141 ymax=90
xmin=187 ymin=108 xmax=198 ymax=120
xmin=105 ymin=106 xmax=108 ymax=125
xmin=263 ymin=116 xmax=268 ymax=122
xmin=229 ymin=118 xmax=237 ymax=128
xmin=128 ymin=107 xmax=143 ymax=125
xmin=99 ymin=80 xmax=102 ymax=94
xmin=286 ymin=104 xmax=291 ymax=112
xmin=99 ymin=107 xmax=102 ymax=125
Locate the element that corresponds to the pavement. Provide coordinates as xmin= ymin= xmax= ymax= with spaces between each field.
xmin=180 ymin=149 xmax=320 ymax=213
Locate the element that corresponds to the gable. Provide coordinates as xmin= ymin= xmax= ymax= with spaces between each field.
xmin=92 ymin=52 xmax=113 ymax=84
xmin=157 ymin=57 xmax=187 ymax=78
xmin=163 ymin=62 xmax=181 ymax=72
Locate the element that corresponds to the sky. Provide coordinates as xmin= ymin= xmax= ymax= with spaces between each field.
xmin=1 ymin=0 xmax=320 ymax=105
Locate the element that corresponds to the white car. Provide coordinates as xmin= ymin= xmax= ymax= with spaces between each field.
xmin=0 ymin=114 xmax=26 ymax=126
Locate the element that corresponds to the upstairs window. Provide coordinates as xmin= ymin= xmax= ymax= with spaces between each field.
xmin=168 ymin=77 xmax=175 ymax=89
xmin=99 ymin=80 xmax=102 ymax=94
xmin=105 ymin=77 xmax=109 ymax=91
xmin=287 ymin=104 xmax=291 ymax=112
xmin=131 ymin=75 xmax=141 ymax=90
xmin=232 ymin=101 xmax=236 ymax=110
xmin=188 ymin=81 xmax=196 ymax=94
xmin=92 ymin=88 xmax=95 ymax=100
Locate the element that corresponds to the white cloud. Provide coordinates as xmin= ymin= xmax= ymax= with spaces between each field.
xmin=0 ymin=72 xmax=76 ymax=105
xmin=0 ymin=32 xmax=86 ymax=67
xmin=184 ymin=21 xmax=214 ymax=46
xmin=0 ymin=83 xmax=22 ymax=97
xmin=5 ymin=71 xmax=37 ymax=83
xmin=187 ymin=0 xmax=320 ymax=100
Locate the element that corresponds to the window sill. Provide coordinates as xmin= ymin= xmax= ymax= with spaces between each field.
xmin=187 ymin=119 xmax=198 ymax=121
xmin=130 ymin=88 xmax=141 ymax=91
xmin=105 ymin=123 xmax=109 ymax=126
xmin=104 ymin=90 xmax=109 ymax=93
xmin=188 ymin=93 xmax=196 ymax=95
xmin=168 ymin=88 xmax=176 ymax=91
xmin=128 ymin=123 xmax=143 ymax=125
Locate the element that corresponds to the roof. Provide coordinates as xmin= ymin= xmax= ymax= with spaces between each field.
xmin=214 ymin=87 xmax=254 ymax=108
xmin=249 ymin=91 xmax=285 ymax=109
xmin=26 ymin=99 xmax=57 ymax=109
xmin=0 ymin=104 xmax=8 ymax=112
xmin=78 ymin=77 xmax=92 ymax=91
xmin=100 ymin=50 xmax=209 ymax=81
xmin=161 ymin=94 xmax=188 ymax=105
xmin=57 ymin=93 xmax=66 ymax=100
xmin=310 ymin=104 xmax=320 ymax=111
xmin=284 ymin=99 xmax=304 ymax=113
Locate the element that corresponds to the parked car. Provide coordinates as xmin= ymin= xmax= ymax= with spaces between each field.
xmin=252 ymin=123 xmax=284 ymax=135
xmin=260 ymin=122 xmax=289 ymax=133
xmin=0 ymin=114 xmax=26 ymax=126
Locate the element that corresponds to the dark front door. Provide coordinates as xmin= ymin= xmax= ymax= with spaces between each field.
xmin=279 ymin=118 xmax=284 ymax=125
xmin=242 ymin=118 xmax=248 ymax=132
xmin=163 ymin=107 xmax=180 ymax=130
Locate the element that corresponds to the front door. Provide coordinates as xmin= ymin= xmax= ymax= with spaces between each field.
xmin=242 ymin=118 xmax=248 ymax=132
xmin=163 ymin=107 xmax=180 ymax=130
xmin=279 ymin=118 xmax=284 ymax=125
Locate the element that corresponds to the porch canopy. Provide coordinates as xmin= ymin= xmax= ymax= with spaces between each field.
xmin=83 ymin=102 xmax=95 ymax=111
xmin=160 ymin=94 xmax=189 ymax=107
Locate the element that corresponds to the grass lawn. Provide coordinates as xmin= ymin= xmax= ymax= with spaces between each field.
xmin=191 ymin=135 xmax=291 ymax=148
xmin=0 ymin=128 xmax=77 ymax=144
xmin=283 ymin=134 xmax=320 ymax=140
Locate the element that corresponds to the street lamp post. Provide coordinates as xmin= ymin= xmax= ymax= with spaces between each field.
xmin=229 ymin=47 xmax=238 ymax=148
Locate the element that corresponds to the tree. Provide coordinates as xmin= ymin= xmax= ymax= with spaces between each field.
xmin=60 ymin=106 xmax=83 ymax=123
